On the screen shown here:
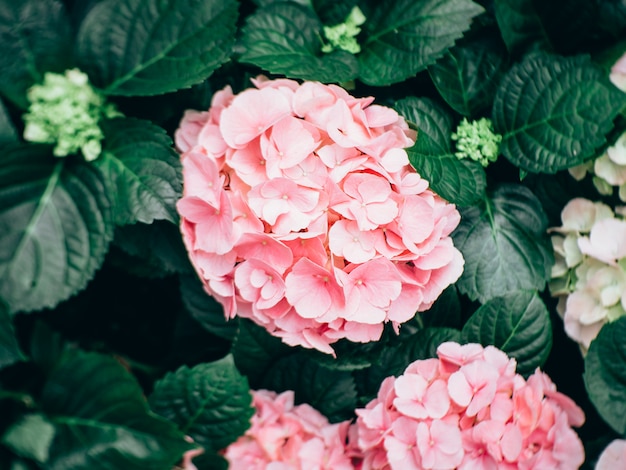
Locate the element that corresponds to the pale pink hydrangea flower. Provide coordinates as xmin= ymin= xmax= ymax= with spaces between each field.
xmin=353 ymin=342 xmax=585 ymax=470
xmin=610 ymin=50 xmax=626 ymax=92
xmin=595 ymin=439 xmax=626 ymax=470
xmin=549 ymin=198 xmax=626 ymax=352
xmin=176 ymin=77 xmax=464 ymax=354
xmin=223 ymin=390 xmax=357 ymax=470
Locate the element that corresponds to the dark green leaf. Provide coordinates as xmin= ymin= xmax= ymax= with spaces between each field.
xmin=584 ymin=316 xmax=626 ymax=434
xmin=428 ymin=36 xmax=508 ymax=117
xmin=41 ymin=350 xmax=195 ymax=469
xmin=395 ymin=96 xmax=486 ymax=206
xmin=0 ymin=0 xmax=72 ymax=107
xmin=420 ymin=286 xmax=462 ymax=329
xmin=0 ymin=301 xmax=25 ymax=368
xmin=231 ymin=319 xmax=293 ymax=387
xmin=0 ymin=144 xmax=113 ymax=313
xmin=312 ymin=0 xmax=357 ymax=25
xmin=461 ymin=290 xmax=552 ymax=376
xmin=97 ymin=118 xmax=181 ymax=225
xmin=76 ymin=0 xmax=239 ymax=96
xmin=452 ymin=184 xmax=553 ymax=302
xmin=0 ymin=99 xmax=17 ymax=145
xmin=239 ymin=3 xmax=359 ymax=83
xmin=180 ymin=274 xmax=238 ymax=341
xmin=493 ymin=0 xmax=552 ymax=56
xmin=149 ymin=355 xmax=253 ymax=454
xmin=358 ymin=0 xmax=484 ymax=86
xmin=262 ymin=352 xmax=357 ymax=422
xmin=493 ymin=53 xmax=626 ymax=173
xmin=1 ymin=414 xmax=55 ymax=464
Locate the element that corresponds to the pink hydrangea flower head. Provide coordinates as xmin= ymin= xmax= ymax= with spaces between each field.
xmin=176 ymin=77 xmax=464 ymax=353
xmin=353 ymin=342 xmax=585 ymax=469
xmin=224 ymin=390 xmax=356 ymax=470
xmin=596 ymin=439 xmax=626 ymax=470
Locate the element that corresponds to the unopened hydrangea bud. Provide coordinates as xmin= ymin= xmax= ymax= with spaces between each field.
xmin=23 ymin=68 xmax=121 ymax=162
xmin=321 ymin=6 xmax=366 ymax=54
xmin=451 ymin=117 xmax=502 ymax=167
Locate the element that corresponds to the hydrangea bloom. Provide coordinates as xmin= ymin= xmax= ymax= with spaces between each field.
xmin=354 ymin=342 xmax=585 ymax=470
xmin=224 ymin=390 xmax=356 ymax=469
xmin=549 ymin=198 xmax=626 ymax=352
xmin=595 ymin=439 xmax=626 ymax=470
xmin=176 ymin=77 xmax=464 ymax=354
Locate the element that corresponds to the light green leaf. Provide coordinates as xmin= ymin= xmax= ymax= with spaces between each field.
xmin=239 ymin=3 xmax=359 ymax=83
xmin=395 ymin=96 xmax=486 ymax=206
xmin=493 ymin=53 xmax=626 ymax=173
xmin=428 ymin=36 xmax=508 ymax=117
xmin=0 ymin=301 xmax=25 ymax=368
xmin=0 ymin=0 xmax=72 ymax=108
xmin=461 ymin=290 xmax=552 ymax=376
xmin=76 ymin=0 xmax=239 ymax=96
xmin=149 ymin=355 xmax=253 ymax=454
xmin=584 ymin=316 xmax=626 ymax=434
xmin=0 ymin=144 xmax=113 ymax=313
xmin=452 ymin=184 xmax=553 ymax=303
xmin=262 ymin=352 xmax=357 ymax=422
xmin=493 ymin=0 xmax=552 ymax=56
xmin=41 ymin=350 xmax=195 ymax=469
xmin=96 ymin=118 xmax=181 ymax=225
xmin=358 ymin=0 xmax=484 ymax=86
xmin=1 ymin=414 xmax=56 ymax=464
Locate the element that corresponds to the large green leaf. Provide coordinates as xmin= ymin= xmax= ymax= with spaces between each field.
xmin=358 ymin=0 xmax=484 ymax=86
xmin=41 ymin=350 xmax=195 ymax=469
xmin=0 ymin=145 xmax=113 ymax=313
xmin=1 ymin=414 xmax=55 ymax=464
xmin=96 ymin=118 xmax=181 ymax=225
xmin=493 ymin=0 xmax=552 ymax=56
xmin=395 ymin=97 xmax=486 ymax=206
xmin=584 ymin=316 xmax=626 ymax=434
xmin=76 ymin=0 xmax=239 ymax=96
xmin=261 ymin=352 xmax=357 ymax=422
xmin=428 ymin=36 xmax=508 ymax=117
xmin=492 ymin=53 xmax=626 ymax=173
xmin=461 ymin=290 xmax=552 ymax=376
xmin=0 ymin=0 xmax=72 ymax=107
xmin=239 ymin=2 xmax=359 ymax=83
xmin=0 ymin=301 xmax=25 ymax=369
xmin=452 ymin=184 xmax=553 ymax=303
xmin=149 ymin=355 xmax=253 ymax=454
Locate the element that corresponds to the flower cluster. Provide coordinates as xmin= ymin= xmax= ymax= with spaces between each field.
xmin=549 ymin=198 xmax=626 ymax=352
xmin=451 ymin=117 xmax=502 ymax=167
xmin=354 ymin=342 xmax=585 ymax=469
xmin=321 ymin=6 xmax=366 ymax=54
xmin=176 ymin=77 xmax=464 ymax=354
xmin=224 ymin=390 xmax=355 ymax=469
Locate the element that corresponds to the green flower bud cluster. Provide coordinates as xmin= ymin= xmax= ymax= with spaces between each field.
xmin=23 ymin=69 xmax=121 ymax=162
xmin=451 ymin=118 xmax=502 ymax=167
xmin=321 ymin=6 xmax=366 ymax=55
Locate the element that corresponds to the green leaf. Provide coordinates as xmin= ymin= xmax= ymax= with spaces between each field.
xmin=0 ymin=144 xmax=113 ymax=313
xmin=0 ymin=301 xmax=25 ymax=368
xmin=239 ymin=3 xmax=359 ymax=83
xmin=358 ymin=0 xmax=484 ymax=86
xmin=149 ymin=355 xmax=253 ymax=455
xmin=41 ymin=350 xmax=195 ymax=469
xmin=1 ymin=414 xmax=56 ymax=464
xmin=96 ymin=118 xmax=181 ymax=225
xmin=231 ymin=319 xmax=293 ymax=387
xmin=395 ymin=96 xmax=486 ymax=206
xmin=0 ymin=0 xmax=72 ymax=107
xmin=461 ymin=290 xmax=552 ymax=376
xmin=262 ymin=352 xmax=357 ymax=422
xmin=584 ymin=316 xmax=626 ymax=434
xmin=452 ymin=184 xmax=553 ymax=303
xmin=0 ymin=99 xmax=17 ymax=145
xmin=428 ymin=35 xmax=508 ymax=117
xmin=180 ymin=275 xmax=238 ymax=341
xmin=312 ymin=0 xmax=357 ymax=25
xmin=420 ymin=286 xmax=462 ymax=329
xmin=76 ymin=0 xmax=239 ymax=96
xmin=492 ymin=53 xmax=626 ymax=173
xmin=493 ymin=0 xmax=552 ymax=56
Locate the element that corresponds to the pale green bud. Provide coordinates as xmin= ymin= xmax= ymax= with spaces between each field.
xmin=22 ymin=68 xmax=121 ymax=161
xmin=451 ymin=118 xmax=502 ymax=167
xmin=321 ymin=6 xmax=366 ymax=55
